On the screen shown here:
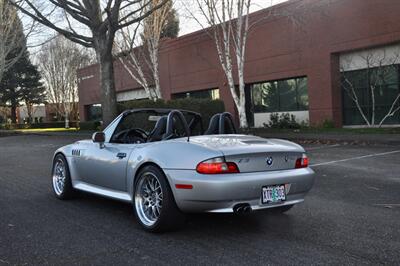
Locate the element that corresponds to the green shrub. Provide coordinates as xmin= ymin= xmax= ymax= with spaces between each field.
xmin=321 ymin=119 xmax=335 ymax=128
xmin=266 ymin=112 xmax=301 ymax=129
xmin=118 ymin=98 xmax=225 ymax=127
xmin=0 ymin=123 xmax=12 ymax=130
xmin=79 ymin=121 xmax=102 ymax=131
xmin=0 ymin=122 xmax=79 ymax=130
xmin=0 ymin=123 xmax=29 ymax=130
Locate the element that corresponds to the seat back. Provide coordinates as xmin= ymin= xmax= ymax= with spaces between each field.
xmin=219 ymin=112 xmax=237 ymax=134
xmin=147 ymin=116 xmax=167 ymax=142
xmin=164 ymin=110 xmax=191 ymax=140
xmin=204 ymin=113 xmax=221 ymax=135
xmin=204 ymin=112 xmax=237 ymax=135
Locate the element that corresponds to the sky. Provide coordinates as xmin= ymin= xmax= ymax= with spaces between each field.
xmin=26 ymin=0 xmax=289 ymax=55
xmin=175 ymin=0 xmax=289 ymax=36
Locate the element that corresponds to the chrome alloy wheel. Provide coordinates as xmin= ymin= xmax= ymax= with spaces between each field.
xmin=52 ymin=159 xmax=66 ymax=196
xmin=135 ymin=172 xmax=163 ymax=227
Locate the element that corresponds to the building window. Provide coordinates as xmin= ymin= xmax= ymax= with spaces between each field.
xmin=86 ymin=104 xmax=102 ymax=121
xmin=173 ymin=88 xmax=220 ymax=100
xmin=252 ymin=77 xmax=308 ymax=113
xmin=342 ymin=65 xmax=400 ymax=125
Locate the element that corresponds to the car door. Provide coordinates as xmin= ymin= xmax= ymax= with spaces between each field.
xmin=78 ymin=142 xmax=134 ymax=192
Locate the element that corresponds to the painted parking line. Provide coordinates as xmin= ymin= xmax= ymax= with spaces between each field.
xmin=310 ymin=150 xmax=400 ymax=167
xmin=306 ymin=144 xmax=341 ymax=151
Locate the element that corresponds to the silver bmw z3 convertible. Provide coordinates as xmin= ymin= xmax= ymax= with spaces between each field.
xmin=52 ymin=108 xmax=315 ymax=232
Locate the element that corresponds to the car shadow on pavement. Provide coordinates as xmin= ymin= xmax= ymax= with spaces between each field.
xmin=71 ymin=191 xmax=297 ymax=236
xmin=184 ymin=211 xmax=295 ymax=234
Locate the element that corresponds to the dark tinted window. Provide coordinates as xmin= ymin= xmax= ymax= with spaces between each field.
xmin=252 ymin=77 xmax=308 ymax=113
xmin=342 ymin=65 xmax=400 ymax=125
xmin=86 ymin=104 xmax=102 ymax=121
xmin=173 ymin=88 xmax=220 ymax=100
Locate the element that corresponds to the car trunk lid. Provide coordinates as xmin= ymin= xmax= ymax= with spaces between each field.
xmin=189 ymin=135 xmax=304 ymax=172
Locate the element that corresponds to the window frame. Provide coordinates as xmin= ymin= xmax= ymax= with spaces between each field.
xmin=251 ymin=76 xmax=309 ymax=113
xmin=341 ymin=64 xmax=400 ymax=125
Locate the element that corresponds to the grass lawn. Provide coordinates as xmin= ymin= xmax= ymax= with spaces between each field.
xmin=15 ymin=128 xmax=79 ymax=133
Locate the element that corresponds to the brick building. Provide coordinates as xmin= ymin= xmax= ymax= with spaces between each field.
xmin=77 ymin=0 xmax=400 ymax=127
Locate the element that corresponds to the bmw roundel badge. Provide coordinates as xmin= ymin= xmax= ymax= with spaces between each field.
xmin=266 ymin=156 xmax=273 ymax=166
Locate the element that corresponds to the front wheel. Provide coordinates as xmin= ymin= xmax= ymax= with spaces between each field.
xmin=133 ymin=165 xmax=185 ymax=232
xmin=51 ymin=154 xmax=75 ymax=199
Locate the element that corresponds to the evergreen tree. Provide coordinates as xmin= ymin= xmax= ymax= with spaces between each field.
xmin=0 ymin=49 xmax=45 ymax=123
xmin=160 ymin=8 xmax=180 ymax=39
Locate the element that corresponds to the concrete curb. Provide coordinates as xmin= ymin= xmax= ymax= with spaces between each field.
xmin=255 ymin=133 xmax=400 ymax=146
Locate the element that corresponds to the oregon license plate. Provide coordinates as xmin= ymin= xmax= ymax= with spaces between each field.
xmin=262 ymin=185 xmax=286 ymax=204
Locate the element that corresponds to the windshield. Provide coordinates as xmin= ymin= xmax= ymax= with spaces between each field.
xmin=110 ymin=109 xmax=203 ymax=144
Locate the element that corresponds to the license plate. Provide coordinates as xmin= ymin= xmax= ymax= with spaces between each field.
xmin=262 ymin=185 xmax=286 ymax=204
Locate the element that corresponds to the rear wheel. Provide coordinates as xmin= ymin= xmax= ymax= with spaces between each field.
xmin=133 ymin=165 xmax=185 ymax=232
xmin=51 ymin=154 xmax=74 ymax=199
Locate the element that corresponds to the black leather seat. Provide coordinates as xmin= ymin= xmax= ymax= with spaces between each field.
xmin=221 ymin=114 xmax=236 ymax=134
xmin=147 ymin=116 xmax=167 ymax=142
xmin=204 ymin=112 xmax=237 ymax=135
xmin=204 ymin=114 xmax=221 ymax=135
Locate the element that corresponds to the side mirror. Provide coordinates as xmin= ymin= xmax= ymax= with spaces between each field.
xmin=92 ymin=132 xmax=105 ymax=148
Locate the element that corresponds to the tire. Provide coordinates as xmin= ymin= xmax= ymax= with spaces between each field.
xmin=51 ymin=154 xmax=75 ymax=200
xmin=270 ymin=204 xmax=294 ymax=213
xmin=133 ymin=165 xmax=185 ymax=232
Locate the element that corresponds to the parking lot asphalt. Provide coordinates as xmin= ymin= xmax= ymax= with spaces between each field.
xmin=0 ymin=134 xmax=399 ymax=265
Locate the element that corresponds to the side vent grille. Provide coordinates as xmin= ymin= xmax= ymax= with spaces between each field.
xmin=72 ymin=149 xmax=81 ymax=156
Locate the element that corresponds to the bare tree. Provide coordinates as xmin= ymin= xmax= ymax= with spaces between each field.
xmin=142 ymin=0 xmax=172 ymax=98
xmin=116 ymin=0 xmax=173 ymax=100
xmin=116 ymin=16 xmax=156 ymax=100
xmin=11 ymin=0 xmax=169 ymax=125
xmin=185 ymin=0 xmax=337 ymax=128
xmin=188 ymin=0 xmax=251 ymax=128
xmin=341 ymin=50 xmax=400 ymax=127
xmin=0 ymin=0 xmax=26 ymax=83
xmin=38 ymin=35 xmax=93 ymax=128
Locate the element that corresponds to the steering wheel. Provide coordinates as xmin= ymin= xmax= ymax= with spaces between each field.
xmin=114 ymin=128 xmax=148 ymax=144
xmin=132 ymin=128 xmax=148 ymax=138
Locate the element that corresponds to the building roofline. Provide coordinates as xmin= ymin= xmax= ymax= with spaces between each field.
xmin=78 ymin=0 xmax=302 ymax=74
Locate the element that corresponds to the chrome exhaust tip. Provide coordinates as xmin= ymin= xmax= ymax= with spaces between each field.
xmin=243 ymin=206 xmax=252 ymax=213
xmin=233 ymin=203 xmax=252 ymax=214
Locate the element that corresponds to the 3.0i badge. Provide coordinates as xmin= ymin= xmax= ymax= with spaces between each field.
xmin=266 ymin=156 xmax=273 ymax=166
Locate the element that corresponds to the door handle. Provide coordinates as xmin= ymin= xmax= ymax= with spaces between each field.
xmin=116 ymin=152 xmax=127 ymax=159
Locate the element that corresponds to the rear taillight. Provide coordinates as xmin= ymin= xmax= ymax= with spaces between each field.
xmin=196 ymin=157 xmax=239 ymax=174
xmin=295 ymin=154 xmax=309 ymax=169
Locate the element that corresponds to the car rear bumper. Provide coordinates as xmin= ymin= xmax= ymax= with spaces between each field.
xmin=164 ymin=167 xmax=315 ymax=213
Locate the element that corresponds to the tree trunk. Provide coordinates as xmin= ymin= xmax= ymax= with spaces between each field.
xmin=153 ymin=58 xmax=162 ymax=99
xmin=237 ymin=59 xmax=248 ymax=128
xmin=95 ymin=40 xmax=118 ymax=127
xmin=65 ymin=116 xmax=70 ymax=129
xmin=118 ymin=56 xmax=153 ymax=100
xmin=371 ymin=85 xmax=376 ymax=126
xmin=26 ymin=103 xmax=33 ymax=124
xmin=10 ymin=103 xmax=17 ymax=124
xmin=149 ymin=40 xmax=162 ymax=99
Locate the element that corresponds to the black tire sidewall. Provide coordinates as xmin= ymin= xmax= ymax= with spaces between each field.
xmin=133 ymin=165 xmax=184 ymax=232
xmin=52 ymin=154 xmax=74 ymax=199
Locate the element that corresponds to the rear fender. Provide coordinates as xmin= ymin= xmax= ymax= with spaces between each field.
xmin=126 ymin=140 xmax=222 ymax=197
